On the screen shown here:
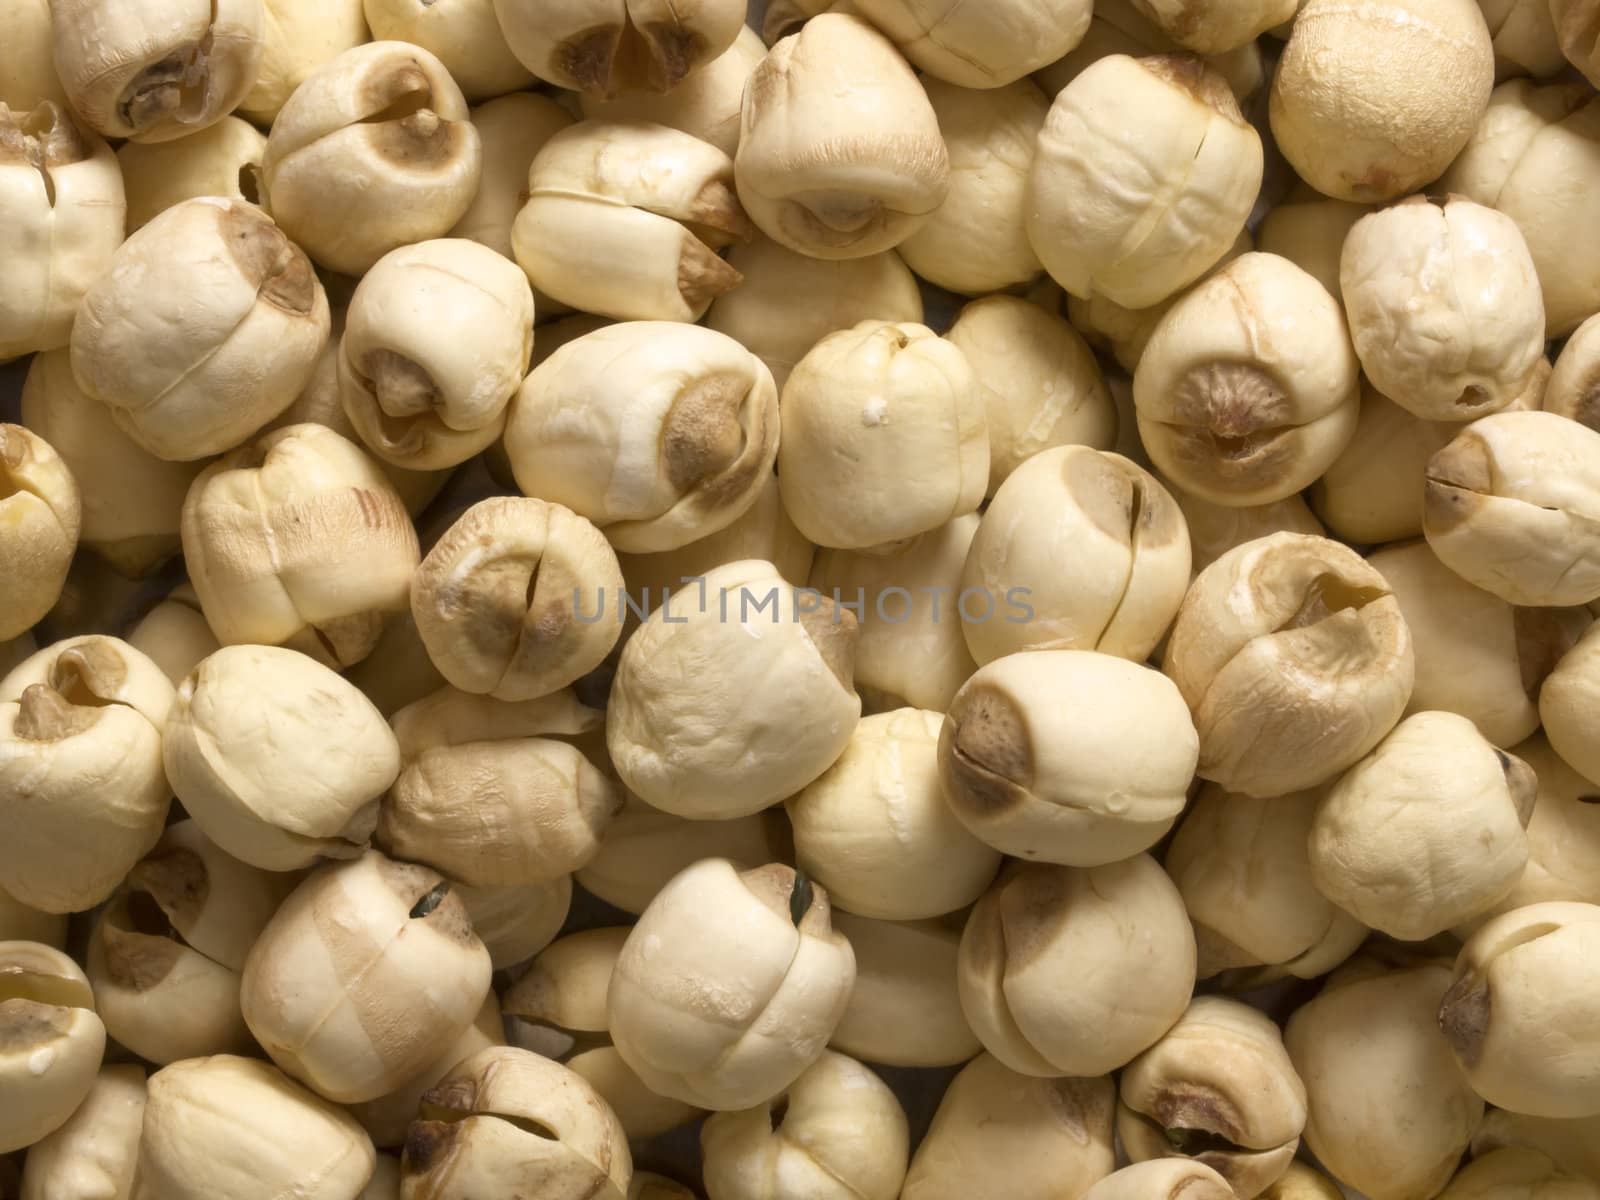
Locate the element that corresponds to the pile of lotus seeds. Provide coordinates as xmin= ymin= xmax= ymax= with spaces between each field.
xmin=4 ymin=0 xmax=1600 ymax=1196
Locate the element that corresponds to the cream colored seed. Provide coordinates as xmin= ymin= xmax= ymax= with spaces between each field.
xmin=50 ymin=0 xmax=265 ymax=143
xmin=85 ymin=821 xmax=295 ymax=1066
xmin=1270 ymin=0 xmax=1494 ymax=202
xmin=260 ymin=41 xmax=481 ymax=276
xmin=0 ymin=424 xmax=81 ymax=642
xmin=0 ymin=636 xmax=173 ymax=914
xmin=957 ymin=856 xmax=1196 ymax=1076
xmin=1308 ymin=711 xmax=1536 ymax=940
xmin=700 ymin=1051 xmax=909 ymax=1200
xmin=138 ymin=1055 xmax=376 ymax=1199
xmin=607 ymin=858 xmax=856 ymax=1111
xmin=777 ymin=320 xmax=989 ymax=550
xmin=0 ymin=102 xmax=125 ymax=362
xmin=163 ymin=644 xmax=401 ymax=871
xmin=606 ymin=559 xmax=861 ymax=819
xmin=505 ymin=323 xmax=780 ymax=554
xmin=828 ymin=912 xmax=980 ymax=1069
xmin=512 ymin=121 xmax=751 ymax=324
xmin=0 ymin=941 xmax=107 ymax=1155
xmin=69 ymin=198 xmax=330 ymax=462
xmin=11 ymin=0 xmax=1600 ymax=1187
xmin=902 ymin=1055 xmax=1115 ymax=1200
xmin=239 ymin=850 xmax=493 ymax=1105
xmin=379 ymin=685 xmax=622 ymax=887
xmin=736 ymin=13 xmax=950 ymax=260
xmin=181 ymin=423 xmax=422 ymax=668
xmin=1162 ymin=532 xmax=1415 ymax=798
xmin=492 ymin=0 xmax=746 ymax=95
xmin=1029 ymin=54 xmax=1262 ymax=310
xmin=402 ymin=1046 xmax=632 ymax=1199
xmin=346 ymin=992 xmax=505 ymax=1151
xmin=338 ymin=239 xmax=534 ymax=471
xmin=1286 ymin=952 xmax=1484 ymax=1200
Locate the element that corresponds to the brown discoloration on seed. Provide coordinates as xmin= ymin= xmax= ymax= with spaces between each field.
xmin=1422 ymin=480 xmax=1482 ymax=534
xmin=796 ymin=600 xmax=859 ymax=688
xmin=677 ymin=238 xmax=744 ymax=313
xmin=414 ymin=502 xmax=574 ymax=684
xmin=639 ymin=21 xmax=707 ymax=91
xmin=1044 ymin=1075 xmax=1112 ymax=1142
xmin=749 ymin=862 xmax=838 ymax=939
xmin=943 ymin=685 xmax=1033 ymax=816
xmin=117 ymin=51 xmax=190 ymax=132
xmin=1514 ymin=606 xmax=1587 ymax=699
xmin=375 ymin=862 xmax=477 ymax=946
xmin=527 ymin=596 xmax=573 ymax=646
xmin=1500 ymin=749 xmax=1538 ymax=827
xmin=696 ymin=418 xmax=771 ymax=522
xmin=353 ymin=487 xmax=396 ymax=533
xmin=128 ymin=848 xmax=211 ymax=932
xmin=353 ymin=60 xmax=465 ymax=171
xmin=1171 ymin=363 xmax=1292 ymax=437
xmin=218 ymin=202 xmax=318 ymax=315
xmin=1438 ymin=971 xmax=1490 ymax=1065
xmin=783 ymin=191 xmax=890 ymax=249
xmin=294 ymin=865 xmax=471 ymax=1090
xmin=422 ymin=1075 xmax=480 ymax=1115
xmin=0 ymin=999 xmax=74 ymax=1049
xmin=525 ymin=549 xmax=577 ymax=650
xmin=258 ymin=241 xmax=318 ymax=314
xmin=661 ymin=375 xmax=747 ymax=492
xmin=558 ymin=26 xmax=626 ymax=92
xmin=1148 ymin=1084 xmax=1246 ymax=1144
xmin=402 ymin=1118 xmax=459 ymax=1175
xmin=1141 ymin=54 xmax=1245 ymax=122
xmin=264 ymin=481 xmax=418 ymax=577
xmin=370 ymin=109 xmax=473 ymax=173
xmin=1166 ymin=424 xmax=1297 ymax=493
xmin=297 ymin=611 xmax=386 ymax=670
xmin=1158 ymin=0 xmax=1206 ymax=43
xmin=0 ymin=423 xmax=28 ymax=472
xmin=1064 ymin=450 xmax=1138 ymax=545
xmin=1161 ymin=360 xmax=1298 ymax=493
xmin=1574 ymin=383 xmax=1600 ymax=432
xmin=376 ymin=854 xmax=443 ymax=911
xmin=1138 ymin=480 xmax=1188 ymax=550
xmin=51 ymin=638 xmax=128 ymax=702
xmin=688 ymin=181 xmax=755 ymax=242
xmin=1425 ymin=429 xmax=1494 ymax=534
xmin=425 ymin=888 xmax=478 ymax=945
xmin=1348 ymin=165 xmax=1398 ymax=205
xmin=99 ymin=920 xmax=185 ymax=992
xmin=1428 ymin=432 xmax=1493 ymax=494
xmin=365 ymin=350 xmax=440 ymax=418
xmin=12 ymin=685 xmax=100 ymax=741
xmin=359 ymin=63 xmax=432 ymax=125
xmin=501 ymin=961 xmax=558 ymax=1024
xmin=0 ymin=102 xmax=90 ymax=169
xmin=994 ymin=864 xmax=1080 ymax=971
